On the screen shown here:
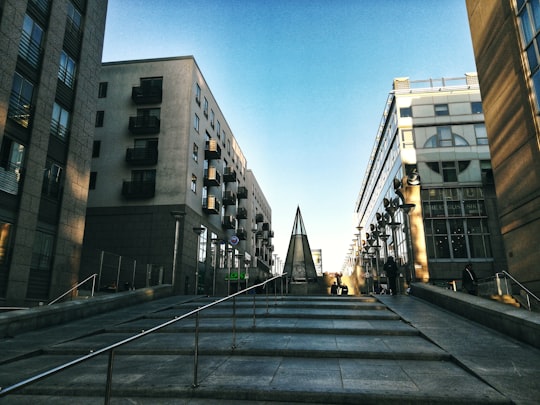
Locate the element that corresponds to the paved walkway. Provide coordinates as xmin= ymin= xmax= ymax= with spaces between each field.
xmin=0 ymin=294 xmax=539 ymax=404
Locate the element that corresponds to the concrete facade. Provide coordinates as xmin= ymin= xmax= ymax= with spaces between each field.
xmin=0 ymin=0 xmax=107 ymax=306
xmin=466 ymin=0 xmax=540 ymax=297
xmin=350 ymin=75 xmax=507 ymax=289
xmin=81 ymin=57 xmax=273 ymax=295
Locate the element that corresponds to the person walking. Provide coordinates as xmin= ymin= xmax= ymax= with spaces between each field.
xmin=462 ymin=263 xmax=478 ymax=295
xmin=383 ymin=256 xmax=398 ymax=295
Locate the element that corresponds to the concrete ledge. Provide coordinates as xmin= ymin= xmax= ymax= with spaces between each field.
xmin=411 ymin=282 xmax=540 ymax=349
xmin=0 ymin=285 xmax=173 ymax=338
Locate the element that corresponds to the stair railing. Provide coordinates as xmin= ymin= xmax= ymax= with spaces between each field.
xmin=48 ymin=273 xmax=98 ymax=306
xmin=0 ymin=273 xmax=287 ymax=403
xmin=500 ymin=270 xmax=540 ymax=311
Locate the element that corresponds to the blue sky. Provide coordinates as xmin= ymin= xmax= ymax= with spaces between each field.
xmin=102 ymin=0 xmax=477 ymax=273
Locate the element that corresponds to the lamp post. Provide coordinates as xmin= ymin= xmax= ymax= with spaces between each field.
xmin=399 ymin=203 xmax=416 ymax=283
xmin=170 ymin=211 xmax=186 ymax=292
xmin=193 ymin=227 xmax=205 ymax=295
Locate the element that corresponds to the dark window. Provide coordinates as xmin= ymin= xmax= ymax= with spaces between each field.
xmin=98 ymin=82 xmax=108 ymax=98
xmin=400 ymin=107 xmax=412 ymax=117
xmin=434 ymin=104 xmax=449 ymax=116
xmin=89 ymin=172 xmax=97 ymax=189
xmin=471 ymin=101 xmax=483 ymax=114
xmin=95 ymin=110 xmax=104 ymax=127
xmin=92 ymin=140 xmax=101 ymax=157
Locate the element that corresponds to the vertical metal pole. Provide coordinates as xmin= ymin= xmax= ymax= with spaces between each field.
xmin=172 ymin=218 xmax=180 ymax=288
xmin=131 ymin=259 xmax=136 ymax=290
xmin=98 ymin=250 xmax=104 ymax=292
xmin=192 ymin=310 xmax=200 ymax=388
xmin=104 ymin=349 xmax=115 ymax=405
xmin=231 ymin=296 xmax=237 ymax=349
xmin=91 ymin=274 xmax=96 ymax=297
xmin=252 ymin=294 xmax=256 ymax=328
xmin=115 ymin=256 xmax=122 ymax=293
xmin=227 ymin=248 xmax=231 ymax=295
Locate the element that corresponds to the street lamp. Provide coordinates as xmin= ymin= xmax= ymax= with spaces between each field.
xmin=170 ymin=211 xmax=186 ymax=292
xmin=193 ymin=227 xmax=205 ymax=295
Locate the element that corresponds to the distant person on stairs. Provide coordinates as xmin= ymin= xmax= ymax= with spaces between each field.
xmin=462 ymin=263 xmax=478 ymax=295
xmin=383 ymin=256 xmax=398 ymax=295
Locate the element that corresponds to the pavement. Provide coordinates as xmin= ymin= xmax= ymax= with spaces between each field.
xmin=0 ymin=291 xmax=539 ymax=404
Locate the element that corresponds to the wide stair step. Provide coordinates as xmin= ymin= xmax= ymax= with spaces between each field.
xmin=0 ymin=295 xmax=511 ymax=404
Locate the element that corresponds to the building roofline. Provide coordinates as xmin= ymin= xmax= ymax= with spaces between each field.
xmin=102 ymin=55 xmax=196 ymax=67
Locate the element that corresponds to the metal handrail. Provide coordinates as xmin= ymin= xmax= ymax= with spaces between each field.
xmin=48 ymin=273 xmax=97 ymax=306
xmin=0 ymin=273 xmax=287 ymax=403
xmin=500 ymin=270 xmax=540 ymax=311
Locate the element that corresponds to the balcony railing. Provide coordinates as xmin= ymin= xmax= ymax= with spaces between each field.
xmin=236 ymin=207 xmax=247 ymax=219
xmin=237 ymin=186 xmax=248 ymax=199
xmin=222 ymin=190 xmax=236 ymax=206
xmin=128 ymin=116 xmax=160 ymax=135
xmin=18 ymin=30 xmax=42 ymax=69
xmin=223 ymin=166 xmax=236 ymax=182
xmin=0 ymin=163 xmax=23 ymax=195
xmin=205 ymin=140 xmax=221 ymax=160
xmin=255 ymin=213 xmax=264 ymax=223
xmin=132 ymin=85 xmax=162 ymax=104
xmin=8 ymin=92 xmax=32 ymax=129
xmin=236 ymin=227 xmax=247 ymax=240
xmin=204 ymin=167 xmax=221 ymax=187
xmin=203 ymin=195 xmax=220 ymax=214
xmin=223 ymin=215 xmax=236 ymax=229
xmin=121 ymin=180 xmax=155 ymax=199
xmin=125 ymin=147 xmax=158 ymax=165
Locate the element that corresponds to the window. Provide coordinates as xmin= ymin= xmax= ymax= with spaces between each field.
xmin=216 ymin=120 xmax=221 ymax=137
xmin=58 ymin=50 xmax=76 ymax=88
xmin=192 ymin=143 xmax=198 ymax=162
xmin=194 ymin=113 xmax=199 ymax=132
xmin=51 ymin=103 xmax=70 ymax=140
xmin=517 ymin=0 xmax=540 ymax=109
xmin=66 ymin=1 xmax=82 ymax=32
xmin=140 ymin=77 xmax=162 ymax=90
xmin=42 ymin=160 xmax=63 ymax=198
xmin=92 ymin=141 xmax=101 ymax=157
xmin=31 ymin=230 xmax=54 ymax=270
xmin=9 ymin=72 xmax=34 ymax=128
xmin=471 ymin=101 xmax=483 ymax=114
xmin=0 ymin=222 xmax=13 ymax=265
xmin=210 ymin=109 xmax=215 ymax=128
xmin=434 ymin=104 xmax=449 ymax=116
xmin=89 ymin=172 xmax=97 ymax=189
xmin=400 ymin=107 xmax=412 ymax=117
xmin=98 ymin=82 xmax=108 ymax=98
xmin=19 ymin=14 xmax=43 ymax=68
xmin=424 ymin=127 xmax=469 ymax=148
xmin=203 ymin=97 xmax=208 ymax=117
xmin=191 ymin=174 xmax=197 ymax=193
xmin=422 ymin=187 xmax=492 ymax=259
xmin=95 ymin=110 xmax=104 ymax=127
xmin=474 ymin=123 xmax=488 ymax=145
xmin=131 ymin=169 xmax=155 ymax=182
xmin=442 ymin=161 xmax=458 ymax=182
xmin=195 ymin=83 xmax=201 ymax=105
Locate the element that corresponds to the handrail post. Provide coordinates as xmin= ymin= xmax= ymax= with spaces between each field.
xmin=252 ymin=294 xmax=256 ymax=328
xmin=231 ymin=296 xmax=237 ymax=349
xmin=192 ymin=310 xmax=200 ymax=388
xmin=104 ymin=349 xmax=115 ymax=405
xmin=91 ymin=274 xmax=96 ymax=297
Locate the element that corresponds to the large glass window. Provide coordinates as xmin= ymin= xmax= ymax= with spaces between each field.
xmin=0 ymin=137 xmax=25 ymax=195
xmin=31 ymin=230 xmax=54 ymax=271
xmin=0 ymin=222 xmax=12 ymax=265
xmin=422 ymin=187 xmax=492 ymax=259
xmin=517 ymin=0 xmax=540 ymax=109
xmin=42 ymin=160 xmax=63 ymax=198
xmin=51 ymin=103 xmax=70 ymax=140
xmin=67 ymin=1 xmax=82 ymax=32
xmin=9 ymin=72 xmax=34 ymax=128
xmin=19 ymin=14 xmax=43 ymax=68
xmin=58 ymin=51 xmax=76 ymax=88
xmin=424 ymin=126 xmax=469 ymax=148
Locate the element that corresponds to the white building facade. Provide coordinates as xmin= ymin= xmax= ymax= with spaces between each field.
xmin=351 ymin=74 xmax=506 ymax=289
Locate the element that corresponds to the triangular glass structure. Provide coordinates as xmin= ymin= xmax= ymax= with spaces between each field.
xmin=283 ymin=206 xmax=318 ymax=283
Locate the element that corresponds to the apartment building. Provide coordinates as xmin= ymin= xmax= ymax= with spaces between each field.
xmin=351 ymin=74 xmax=506 ymax=288
xmin=0 ymin=0 xmax=107 ymax=306
xmin=466 ymin=0 xmax=540 ymax=296
xmin=81 ymin=56 xmax=273 ymax=295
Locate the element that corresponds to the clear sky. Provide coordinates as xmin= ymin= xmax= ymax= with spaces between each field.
xmin=102 ymin=0 xmax=477 ymax=274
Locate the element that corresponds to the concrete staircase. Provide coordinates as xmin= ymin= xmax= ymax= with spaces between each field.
xmin=0 ymin=294 xmax=512 ymax=404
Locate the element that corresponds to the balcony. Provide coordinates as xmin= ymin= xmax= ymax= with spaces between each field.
xmin=128 ymin=115 xmax=160 ymax=135
xmin=255 ymin=213 xmax=264 ymax=223
xmin=223 ymin=166 xmax=237 ymax=182
xmin=236 ymin=227 xmax=247 ymax=240
xmin=262 ymin=222 xmax=270 ymax=231
xmin=204 ymin=166 xmax=221 ymax=187
xmin=236 ymin=207 xmax=247 ymax=219
xmin=122 ymin=180 xmax=155 ymax=199
xmin=223 ymin=215 xmax=236 ymax=229
xmin=125 ymin=147 xmax=158 ymax=165
xmin=132 ymin=85 xmax=162 ymax=104
xmin=237 ymin=186 xmax=248 ymax=199
xmin=203 ymin=195 xmax=220 ymax=215
xmin=222 ymin=190 xmax=237 ymax=206
xmin=205 ymin=140 xmax=221 ymax=160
